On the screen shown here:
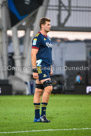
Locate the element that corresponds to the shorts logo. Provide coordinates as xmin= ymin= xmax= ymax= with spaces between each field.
xmin=43 ymin=74 xmax=47 ymax=77
xmin=33 ymin=38 xmax=37 ymax=45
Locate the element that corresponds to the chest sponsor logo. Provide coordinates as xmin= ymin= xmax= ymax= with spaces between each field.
xmin=46 ymin=42 xmax=52 ymax=48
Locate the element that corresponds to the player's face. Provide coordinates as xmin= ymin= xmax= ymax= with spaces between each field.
xmin=43 ymin=21 xmax=51 ymax=32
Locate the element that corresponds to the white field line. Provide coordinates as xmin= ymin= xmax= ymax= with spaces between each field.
xmin=0 ymin=128 xmax=91 ymax=134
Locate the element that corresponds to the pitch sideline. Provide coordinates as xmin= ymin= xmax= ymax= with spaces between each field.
xmin=0 ymin=128 xmax=91 ymax=134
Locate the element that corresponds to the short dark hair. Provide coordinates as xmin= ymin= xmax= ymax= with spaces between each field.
xmin=39 ymin=17 xmax=50 ymax=28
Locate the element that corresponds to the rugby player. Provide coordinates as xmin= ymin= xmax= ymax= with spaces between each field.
xmin=31 ymin=17 xmax=53 ymax=123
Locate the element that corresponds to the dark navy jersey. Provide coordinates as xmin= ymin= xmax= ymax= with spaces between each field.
xmin=32 ymin=32 xmax=52 ymax=67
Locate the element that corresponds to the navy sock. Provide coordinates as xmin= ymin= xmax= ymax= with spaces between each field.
xmin=34 ymin=103 xmax=40 ymax=119
xmin=41 ymin=103 xmax=48 ymax=116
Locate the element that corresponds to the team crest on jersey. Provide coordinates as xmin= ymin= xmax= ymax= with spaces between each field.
xmin=44 ymin=38 xmax=46 ymax=41
xmin=33 ymin=38 xmax=37 ymax=45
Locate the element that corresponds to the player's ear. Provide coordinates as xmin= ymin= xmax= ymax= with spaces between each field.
xmin=41 ymin=24 xmax=44 ymax=29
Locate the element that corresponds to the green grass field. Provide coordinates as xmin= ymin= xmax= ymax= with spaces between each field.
xmin=0 ymin=94 xmax=91 ymax=136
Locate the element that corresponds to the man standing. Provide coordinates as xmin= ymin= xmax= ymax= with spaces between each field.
xmin=31 ymin=17 xmax=53 ymax=123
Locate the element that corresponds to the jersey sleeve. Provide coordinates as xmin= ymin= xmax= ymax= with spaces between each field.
xmin=32 ymin=36 xmax=41 ymax=50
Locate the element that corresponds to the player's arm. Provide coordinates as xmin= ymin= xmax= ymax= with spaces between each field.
xmin=31 ymin=48 xmax=39 ymax=79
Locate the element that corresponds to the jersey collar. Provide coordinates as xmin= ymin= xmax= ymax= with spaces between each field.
xmin=38 ymin=32 xmax=47 ymax=38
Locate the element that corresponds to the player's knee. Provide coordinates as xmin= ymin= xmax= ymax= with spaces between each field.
xmin=46 ymin=86 xmax=53 ymax=93
xmin=47 ymin=85 xmax=53 ymax=91
xmin=44 ymin=86 xmax=52 ymax=95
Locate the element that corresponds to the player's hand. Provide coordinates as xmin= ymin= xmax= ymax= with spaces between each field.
xmin=33 ymin=72 xmax=39 ymax=79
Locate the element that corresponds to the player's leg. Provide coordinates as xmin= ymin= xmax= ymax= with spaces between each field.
xmin=41 ymin=78 xmax=52 ymax=103
xmin=40 ymin=78 xmax=53 ymax=122
xmin=33 ymin=79 xmax=44 ymax=122
xmin=33 ymin=79 xmax=43 ymax=103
